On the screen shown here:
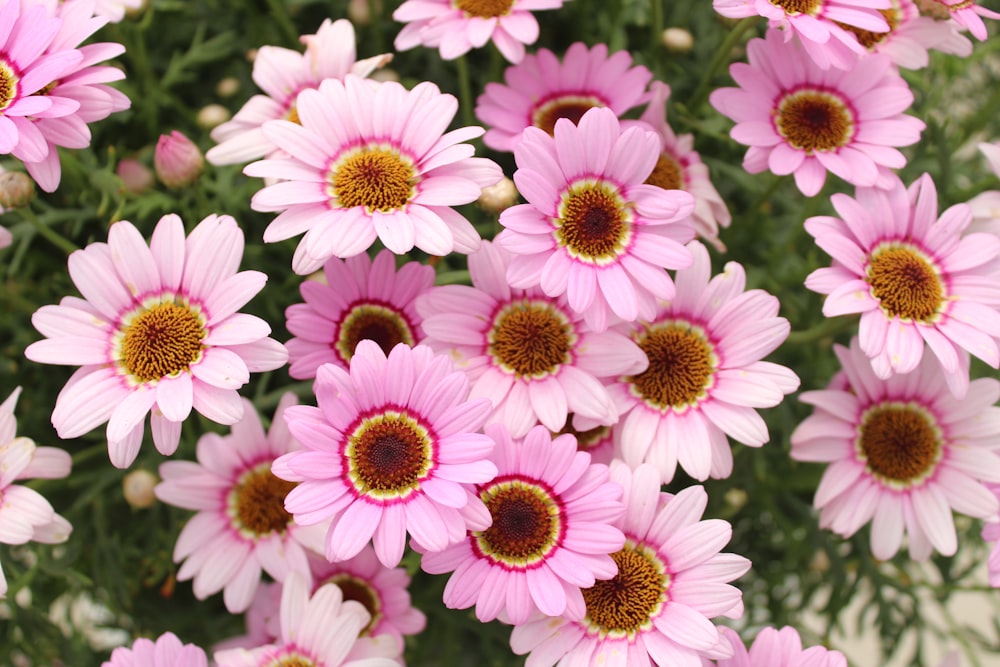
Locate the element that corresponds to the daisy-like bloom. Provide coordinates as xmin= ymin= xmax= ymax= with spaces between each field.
xmin=416 ymin=240 xmax=647 ymax=437
xmin=638 ymin=82 xmax=732 ymax=252
xmin=710 ymin=28 xmax=925 ymax=197
xmin=246 ymin=74 xmax=503 ymax=275
xmin=790 ymin=338 xmax=1000 ymax=560
xmin=420 ymin=424 xmax=626 ymax=624
xmin=393 ymin=0 xmax=568 ymax=64
xmin=804 ymin=173 xmax=1000 ymax=398
xmin=213 ymin=573 xmax=400 ymax=667
xmin=155 ymin=393 xmax=328 ymax=613
xmin=24 ymin=214 xmax=288 ymax=469
xmin=925 ymin=0 xmax=999 ymax=40
xmin=713 ymin=626 xmax=847 ymax=667
xmin=713 ymin=0 xmax=891 ymax=70
xmin=207 ymin=18 xmax=391 ymax=166
xmin=983 ymin=484 xmax=1000 ymax=587
xmin=0 ymin=387 xmax=72 ymax=597
xmin=272 ymin=341 xmax=498 ymax=568
xmin=510 ymin=463 xmax=750 ymax=666
xmin=609 ymin=241 xmax=799 ymax=484
xmin=102 ymin=632 xmax=208 ymax=667
xmin=475 ymin=42 xmax=652 ymax=152
xmin=286 ymin=249 xmax=435 ymax=380
xmin=497 ymin=107 xmax=695 ymax=332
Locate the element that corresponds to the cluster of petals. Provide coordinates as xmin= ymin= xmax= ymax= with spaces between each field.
xmin=968 ymin=141 xmax=1000 ymax=237
xmin=207 ymin=18 xmax=391 ymax=166
xmin=246 ymin=74 xmax=502 ymax=275
xmin=791 ymin=338 xmax=1000 ymax=560
xmin=611 ymin=241 xmax=799 ymax=484
xmin=273 ymin=341 xmax=498 ymax=568
xmin=286 ymin=249 xmax=435 ymax=380
xmin=935 ymin=0 xmax=1000 ymax=41
xmin=497 ymin=106 xmax=696 ymax=332
xmin=804 ymin=173 xmax=1000 ymax=398
xmin=420 ymin=424 xmax=626 ymax=625
xmin=847 ymin=0 xmax=972 ymax=69
xmin=475 ymin=42 xmax=652 ymax=152
xmin=0 ymin=387 xmax=72 ymax=597
xmin=984 ymin=484 xmax=1000 ymax=587
xmin=102 ymin=632 xmax=208 ymax=667
xmin=712 ymin=626 xmax=847 ymax=667
xmin=416 ymin=240 xmax=647 ymax=437
xmin=393 ymin=0 xmax=568 ymax=64
xmin=511 ymin=463 xmax=750 ymax=666
xmin=24 ymin=214 xmax=288 ymax=469
xmin=710 ymin=28 xmax=924 ymax=197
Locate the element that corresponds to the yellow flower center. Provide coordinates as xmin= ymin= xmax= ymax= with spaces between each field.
xmin=266 ymin=654 xmax=316 ymax=667
xmin=119 ymin=300 xmax=206 ymax=383
xmin=645 ymin=153 xmax=685 ymax=192
xmin=336 ymin=303 xmax=415 ymax=364
xmin=857 ymin=402 xmax=943 ymax=487
xmin=229 ymin=464 xmax=297 ymax=537
xmin=628 ymin=321 xmax=717 ymax=411
xmin=488 ymin=300 xmax=575 ymax=379
xmin=776 ymin=90 xmax=855 ymax=153
xmin=768 ymin=0 xmax=822 ymax=15
xmin=455 ymin=0 xmax=514 ymax=17
xmin=582 ymin=543 xmax=667 ymax=638
xmin=330 ymin=146 xmax=417 ymax=213
xmin=866 ymin=244 xmax=945 ymax=323
xmin=474 ymin=479 xmax=562 ymax=568
xmin=532 ymin=95 xmax=604 ymax=136
xmin=346 ymin=411 xmax=434 ymax=500
xmin=556 ymin=181 xmax=633 ymax=265
xmin=0 ymin=60 xmax=18 ymax=111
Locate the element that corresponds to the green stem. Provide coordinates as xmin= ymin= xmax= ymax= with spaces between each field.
xmin=687 ymin=18 xmax=756 ymax=112
xmin=785 ymin=315 xmax=856 ymax=345
xmin=20 ymin=207 xmax=78 ymax=255
xmin=455 ymin=55 xmax=475 ymax=128
xmin=650 ymin=0 xmax=664 ymax=55
xmin=265 ymin=0 xmax=300 ymax=46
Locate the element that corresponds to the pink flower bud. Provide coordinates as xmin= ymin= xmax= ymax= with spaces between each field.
xmin=0 ymin=169 xmax=35 ymax=210
xmin=154 ymin=131 xmax=204 ymax=189
xmin=116 ymin=158 xmax=154 ymax=195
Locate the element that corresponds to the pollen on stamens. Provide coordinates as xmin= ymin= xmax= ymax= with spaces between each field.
xmin=582 ymin=543 xmax=667 ymax=638
xmin=346 ymin=411 xmax=434 ymax=500
xmin=488 ymin=300 xmax=575 ymax=379
xmin=330 ymin=146 xmax=417 ymax=213
xmin=229 ymin=464 xmax=297 ymax=537
xmin=769 ymin=0 xmax=822 ymax=15
xmin=456 ymin=0 xmax=514 ymax=18
xmin=119 ymin=301 xmax=206 ymax=383
xmin=856 ymin=402 xmax=943 ymax=487
xmin=0 ymin=60 xmax=18 ymax=111
xmin=628 ymin=321 xmax=717 ymax=411
xmin=473 ymin=479 xmax=562 ymax=568
xmin=866 ymin=244 xmax=945 ymax=322
xmin=776 ymin=89 xmax=855 ymax=153
xmin=645 ymin=153 xmax=685 ymax=192
xmin=556 ymin=181 xmax=633 ymax=264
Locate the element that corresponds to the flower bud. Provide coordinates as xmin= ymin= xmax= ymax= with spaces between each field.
xmin=216 ymin=77 xmax=240 ymax=98
xmin=122 ymin=469 xmax=158 ymax=509
xmin=661 ymin=27 xmax=694 ymax=53
xmin=477 ymin=176 xmax=518 ymax=214
xmin=197 ymin=104 xmax=231 ymax=130
xmin=154 ymin=131 xmax=204 ymax=189
xmin=348 ymin=0 xmax=372 ymax=25
xmin=0 ymin=170 xmax=35 ymax=209
xmin=115 ymin=159 xmax=153 ymax=195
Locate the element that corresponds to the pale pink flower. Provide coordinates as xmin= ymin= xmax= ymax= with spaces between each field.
xmin=272 ymin=341 xmax=498 ymax=568
xmin=713 ymin=626 xmax=847 ymax=667
xmin=286 ymin=249 xmax=435 ymax=380
xmin=475 ymin=42 xmax=652 ymax=152
xmin=511 ymin=463 xmax=750 ymax=666
xmin=246 ymin=74 xmax=502 ymax=275
xmin=791 ymin=338 xmax=1000 ymax=560
xmin=393 ymin=0 xmax=569 ymax=64
xmin=929 ymin=0 xmax=999 ymax=40
xmin=968 ymin=141 xmax=1000 ymax=237
xmin=804 ymin=173 xmax=1000 ymax=398
xmin=416 ymin=240 xmax=647 ymax=437
xmin=155 ymin=130 xmax=204 ymax=188
xmin=497 ymin=107 xmax=695 ymax=332
xmin=839 ymin=0 xmax=972 ymax=69
xmin=94 ymin=0 xmax=143 ymax=23
xmin=609 ymin=241 xmax=799 ymax=484
xmin=103 ymin=632 xmax=207 ymax=667
xmin=983 ymin=484 xmax=1000 ymax=587
xmin=24 ymin=214 xmax=288 ymax=469
xmin=207 ymin=18 xmax=391 ymax=166
xmin=710 ymin=28 xmax=924 ymax=197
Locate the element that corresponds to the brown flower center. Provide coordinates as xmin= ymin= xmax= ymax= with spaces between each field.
xmin=331 ymin=147 xmax=416 ymax=213
xmin=645 ymin=153 xmax=685 ymax=192
xmin=582 ymin=544 xmax=667 ymax=637
xmin=326 ymin=574 xmax=381 ymax=635
xmin=532 ymin=95 xmax=604 ymax=136
xmin=556 ymin=181 xmax=632 ymax=264
xmin=456 ymin=0 xmax=514 ymax=18
xmin=776 ymin=90 xmax=855 ymax=153
xmin=628 ymin=322 xmax=716 ymax=411
xmin=474 ymin=479 xmax=562 ymax=567
xmin=270 ymin=655 xmax=316 ymax=667
xmin=866 ymin=244 xmax=944 ymax=322
xmin=347 ymin=412 xmax=433 ymax=499
xmin=0 ymin=60 xmax=18 ymax=111
xmin=230 ymin=465 xmax=297 ymax=536
xmin=768 ymin=0 xmax=822 ymax=15
xmin=857 ymin=403 xmax=942 ymax=484
xmin=120 ymin=301 xmax=206 ymax=383
xmin=488 ymin=301 xmax=575 ymax=379
xmin=336 ymin=303 xmax=415 ymax=364
xmin=838 ymin=8 xmax=898 ymax=49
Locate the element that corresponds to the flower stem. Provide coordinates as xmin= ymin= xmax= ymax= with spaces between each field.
xmin=20 ymin=207 xmax=78 ymax=255
xmin=455 ymin=55 xmax=475 ymax=128
xmin=650 ymin=0 xmax=664 ymax=54
xmin=785 ymin=315 xmax=855 ymax=346
xmin=687 ymin=17 xmax=756 ymax=113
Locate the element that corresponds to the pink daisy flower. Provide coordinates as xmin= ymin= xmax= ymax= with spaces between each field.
xmin=790 ymin=338 xmax=1000 ymax=560
xmin=475 ymin=42 xmax=652 ymax=152
xmin=713 ymin=626 xmax=848 ymax=667
xmin=286 ymin=249 xmax=435 ymax=380
xmin=155 ymin=393 xmax=328 ymax=613
xmin=968 ymin=141 xmax=1000 ymax=237
xmin=393 ymin=0 xmax=569 ymax=64
xmin=982 ymin=483 xmax=1000 ymax=587
xmin=804 ymin=173 xmax=1000 ymax=398
xmin=24 ymin=214 xmax=288 ymax=469
xmin=497 ymin=106 xmax=696 ymax=332
xmin=103 ymin=632 xmax=208 ymax=667
xmin=0 ymin=387 xmax=72 ymax=597
xmin=272 ymin=341 xmax=498 ymax=568
xmin=710 ymin=28 xmax=925 ymax=197
xmin=510 ymin=462 xmax=750 ymax=666
xmin=420 ymin=424 xmax=626 ymax=624
xmin=207 ymin=19 xmax=391 ymax=166
xmin=638 ymin=82 xmax=732 ymax=252
xmin=927 ymin=0 xmax=999 ymax=40
xmin=609 ymin=241 xmax=799 ymax=484
xmin=246 ymin=74 xmax=502 ymax=275
xmin=416 ymin=240 xmax=647 ymax=437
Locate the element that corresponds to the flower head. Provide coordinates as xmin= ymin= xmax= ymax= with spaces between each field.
xmin=713 ymin=626 xmax=848 ymax=667
xmin=102 ymin=632 xmax=207 ymax=667
xmin=929 ymin=0 xmax=999 ymax=40
xmin=155 ymin=130 xmax=204 ymax=189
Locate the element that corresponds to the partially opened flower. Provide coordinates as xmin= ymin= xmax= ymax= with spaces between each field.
xmin=103 ymin=632 xmax=207 ymax=667
xmin=714 ymin=626 xmax=848 ymax=667
xmin=25 ymin=214 xmax=288 ymax=468
xmin=247 ymin=75 xmax=502 ymax=275
xmin=710 ymin=28 xmax=924 ymax=196
xmin=791 ymin=338 xmax=1000 ymax=560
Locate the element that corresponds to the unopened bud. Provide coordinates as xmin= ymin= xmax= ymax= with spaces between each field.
xmin=122 ymin=469 xmax=158 ymax=509
xmin=197 ymin=104 xmax=231 ymax=130
xmin=369 ymin=68 xmax=399 ymax=83
xmin=116 ymin=159 xmax=153 ymax=195
xmin=216 ymin=77 xmax=240 ymax=98
xmin=348 ymin=0 xmax=372 ymax=25
xmin=125 ymin=0 xmax=149 ymax=18
xmin=915 ymin=0 xmax=952 ymax=20
xmin=154 ymin=131 xmax=204 ymax=189
xmin=477 ymin=177 xmax=518 ymax=214
xmin=661 ymin=27 xmax=694 ymax=53
xmin=0 ymin=170 xmax=35 ymax=209
xmin=723 ymin=487 xmax=748 ymax=512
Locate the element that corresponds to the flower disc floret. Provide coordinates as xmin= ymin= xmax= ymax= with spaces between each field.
xmin=329 ymin=146 xmax=418 ymax=213
xmin=776 ymin=90 xmax=855 ymax=153
xmin=581 ymin=542 xmax=667 ymax=638
xmin=856 ymin=402 xmax=942 ymax=486
xmin=556 ymin=181 xmax=634 ymax=264
xmin=118 ymin=300 xmax=206 ymax=383
xmin=346 ymin=411 xmax=433 ymax=500
xmin=866 ymin=243 xmax=944 ymax=322
xmin=473 ymin=477 xmax=563 ymax=567
xmin=628 ymin=321 xmax=718 ymax=411
xmin=230 ymin=463 xmax=297 ymax=537
xmin=488 ymin=300 xmax=575 ymax=379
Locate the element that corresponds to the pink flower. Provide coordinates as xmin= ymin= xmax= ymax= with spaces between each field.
xmin=246 ymin=74 xmax=502 ymax=275
xmin=155 ymin=130 xmax=204 ymax=188
xmin=272 ymin=341 xmax=498 ymax=568
xmin=968 ymin=141 xmax=1000 ymax=237
xmin=804 ymin=173 xmax=1000 ymax=398
xmin=983 ymin=484 xmax=1000 ymax=587
xmin=710 ymin=28 xmax=924 ymax=197
xmin=207 ymin=18 xmax=391 ymax=166
xmin=790 ymin=338 xmax=1000 ymax=560
xmin=497 ymin=106 xmax=696 ymax=332
xmin=393 ymin=0 xmax=569 ymax=64
xmin=475 ymin=42 xmax=652 ymax=152
xmin=103 ymin=632 xmax=207 ymax=667
xmin=420 ymin=424 xmax=626 ymax=624
xmin=116 ymin=158 xmax=153 ymax=195
xmin=840 ymin=0 xmax=972 ymax=69
xmin=416 ymin=240 xmax=647 ymax=437
xmin=609 ymin=241 xmax=799 ymax=484
xmin=285 ymin=249 xmax=435 ymax=380
xmin=713 ymin=626 xmax=848 ymax=667
xmin=24 ymin=214 xmax=288 ymax=469
xmin=930 ymin=0 xmax=999 ymax=40
xmin=510 ymin=463 xmax=750 ymax=666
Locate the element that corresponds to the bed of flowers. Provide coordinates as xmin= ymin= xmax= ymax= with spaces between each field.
xmin=2 ymin=0 xmax=1000 ymax=665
